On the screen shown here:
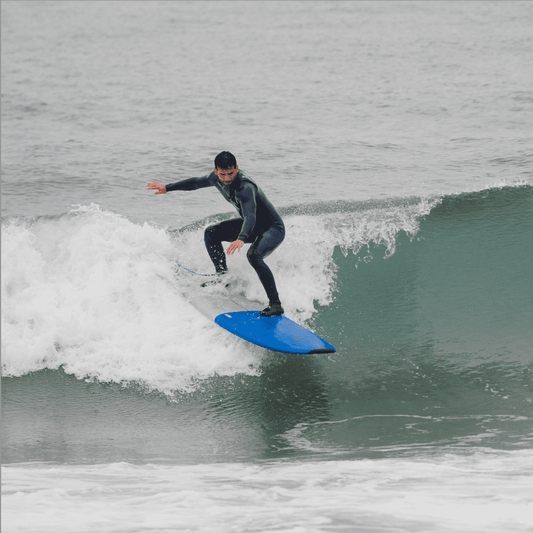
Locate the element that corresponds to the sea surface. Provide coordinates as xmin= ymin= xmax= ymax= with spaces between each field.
xmin=2 ymin=1 xmax=532 ymax=532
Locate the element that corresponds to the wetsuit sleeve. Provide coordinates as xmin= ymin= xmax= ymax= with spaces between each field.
xmin=165 ymin=175 xmax=215 ymax=192
xmin=236 ymin=183 xmax=257 ymax=241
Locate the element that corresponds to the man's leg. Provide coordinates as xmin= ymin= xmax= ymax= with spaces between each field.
xmin=204 ymin=219 xmax=243 ymax=274
xmin=246 ymin=226 xmax=285 ymax=315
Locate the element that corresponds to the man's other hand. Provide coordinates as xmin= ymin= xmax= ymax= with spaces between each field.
xmin=146 ymin=181 xmax=167 ymax=195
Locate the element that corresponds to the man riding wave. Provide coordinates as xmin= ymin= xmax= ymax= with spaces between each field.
xmin=146 ymin=151 xmax=285 ymax=316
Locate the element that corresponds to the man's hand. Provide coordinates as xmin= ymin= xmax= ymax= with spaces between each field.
xmin=146 ymin=181 xmax=167 ymax=195
xmin=226 ymin=240 xmax=244 ymax=256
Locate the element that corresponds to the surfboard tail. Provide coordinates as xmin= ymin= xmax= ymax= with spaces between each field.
xmin=308 ymin=347 xmax=336 ymax=355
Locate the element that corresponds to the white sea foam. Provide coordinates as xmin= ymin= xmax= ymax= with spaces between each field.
xmin=1 ymin=206 xmax=262 ymax=392
xmin=3 ymin=450 xmax=533 ymax=533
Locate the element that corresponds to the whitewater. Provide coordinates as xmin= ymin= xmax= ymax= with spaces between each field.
xmin=1 ymin=196 xmax=438 ymax=389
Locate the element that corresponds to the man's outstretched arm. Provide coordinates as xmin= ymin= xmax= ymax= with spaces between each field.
xmin=147 ymin=175 xmax=216 ymax=195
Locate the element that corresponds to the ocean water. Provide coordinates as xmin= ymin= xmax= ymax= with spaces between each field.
xmin=2 ymin=1 xmax=532 ymax=532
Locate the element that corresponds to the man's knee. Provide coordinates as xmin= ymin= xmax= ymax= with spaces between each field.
xmin=204 ymin=224 xmax=220 ymax=242
xmin=247 ymin=247 xmax=262 ymax=268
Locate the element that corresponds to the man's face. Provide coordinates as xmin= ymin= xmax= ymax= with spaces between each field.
xmin=214 ymin=166 xmax=239 ymax=186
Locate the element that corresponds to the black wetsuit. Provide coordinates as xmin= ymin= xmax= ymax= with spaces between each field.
xmin=166 ymin=171 xmax=285 ymax=304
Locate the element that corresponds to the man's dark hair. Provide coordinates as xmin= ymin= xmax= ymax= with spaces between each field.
xmin=214 ymin=151 xmax=237 ymax=170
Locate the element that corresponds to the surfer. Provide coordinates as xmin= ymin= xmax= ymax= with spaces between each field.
xmin=146 ymin=151 xmax=285 ymax=316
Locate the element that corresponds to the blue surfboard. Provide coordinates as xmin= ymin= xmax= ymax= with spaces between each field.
xmin=214 ymin=310 xmax=335 ymax=354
